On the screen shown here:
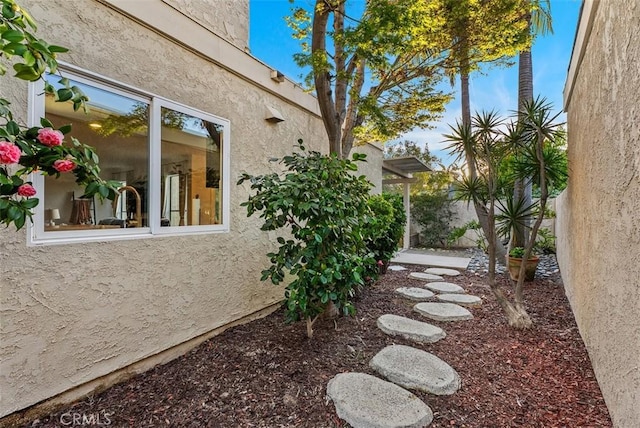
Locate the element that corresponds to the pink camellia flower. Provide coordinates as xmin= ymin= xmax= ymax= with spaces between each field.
xmin=17 ymin=183 xmax=37 ymax=197
xmin=53 ymin=159 xmax=76 ymax=172
xmin=37 ymin=128 xmax=64 ymax=147
xmin=377 ymin=260 xmax=384 ymax=267
xmin=0 ymin=141 xmax=22 ymax=164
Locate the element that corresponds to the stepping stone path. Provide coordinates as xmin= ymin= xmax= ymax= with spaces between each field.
xmin=424 ymin=267 xmax=461 ymax=276
xmin=422 ymin=281 xmax=466 ymax=294
xmin=377 ymin=314 xmax=445 ymax=344
xmin=408 ymin=272 xmax=444 ymax=282
xmin=370 ymin=345 xmax=461 ymax=395
xmin=327 ymin=268 xmax=477 ymax=427
xmin=326 ymin=372 xmax=434 ymax=428
xmin=395 ymin=287 xmax=435 ymax=301
xmin=414 ymin=302 xmax=474 ymax=321
xmin=436 ymin=293 xmax=482 ymax=307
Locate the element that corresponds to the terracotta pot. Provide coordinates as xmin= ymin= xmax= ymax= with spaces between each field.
xmin=507 ymin=255 xmax=540 ymax=282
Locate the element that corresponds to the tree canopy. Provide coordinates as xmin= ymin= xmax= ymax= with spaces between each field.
xmin=289 ymin=0 xmax=453 ymax=158
xmin=288 ymin=0 xmax=534 ymax=159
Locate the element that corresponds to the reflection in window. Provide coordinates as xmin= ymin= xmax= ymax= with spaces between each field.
xmin=160 ymin=107 xmax=222 ymax=227
xmin=43 ymin=76 xmax=149 ymax=230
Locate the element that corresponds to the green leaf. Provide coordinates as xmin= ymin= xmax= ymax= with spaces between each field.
xmin=21 ymin=197 xmax=39 ymax=208
xmin=22 ymin=50 xmax=35 ymax=66
xmin=98 ymin=185 xmax=109 ymax=198
xmin=2 ymin=30 xmax=25 ymax=42
xmin=31 ymin=41 xmax=49 ymax=53
xmin=58 ymin=124 xmax=72 ymax=135
xmin=14 ymin=213 xmax=26 ymax=230
xmin=40 ymin=117 xmax=54 ymax=128
xmin=57 ymin=88 xmax=73 ymax=102
xmin=13 ymin=67 xmax=39 ymax=81
xmin=7 ymin=205 xmax=22 ymax=221
xmin=48 ymin=45 xmax=69 ymax=53
xmin=6 ymin=120 xmax=20 ymax=136
xmin=84 ymin=181 xmax=99 ymax=195
xmin=2 ymin=42 xmax=27 ymax=56
xmin=2 ymin=3 xmax=16 ymax=19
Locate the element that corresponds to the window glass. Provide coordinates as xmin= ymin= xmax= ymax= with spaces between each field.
xmin=31 ymin=69 xmax=229 ymax=244
xmin=160 ymin=107 xmax=222 ymax=226
xmin=43 ymin=76 xmax=150 ymax=231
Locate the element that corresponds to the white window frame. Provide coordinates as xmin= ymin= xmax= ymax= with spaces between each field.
xmin=27 ymin=65 xmax=230 ymax=246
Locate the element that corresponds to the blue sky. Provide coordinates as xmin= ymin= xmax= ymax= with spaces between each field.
xmin=249 ymin=0 xmax=582 ymax=165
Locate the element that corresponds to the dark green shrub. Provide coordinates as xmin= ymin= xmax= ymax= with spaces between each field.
xmin=384 ymin=192 xmax=406 ymax=247
xmin=364 ymin=193 xmax=401 ymax=276
xmin=534 ymin=228 xmax=556 ymax=254
xmin=412 ymin=191 xmax=456 ymax=247
xmin=447 ymin=219 xmax=487 ymax=252
xmin=238 ymin=140 xmax=373 ymax=338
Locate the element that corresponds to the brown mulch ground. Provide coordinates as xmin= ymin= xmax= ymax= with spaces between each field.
xmin=20 ymin=265 xmax=611 ymax=428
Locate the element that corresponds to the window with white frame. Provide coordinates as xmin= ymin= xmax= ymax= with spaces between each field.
xmin=29 ymin=68 xmax=230 ymax=244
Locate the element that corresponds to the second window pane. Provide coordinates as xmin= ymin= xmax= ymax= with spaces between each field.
xmin=160 ymin=107 xmax=222 ymax=227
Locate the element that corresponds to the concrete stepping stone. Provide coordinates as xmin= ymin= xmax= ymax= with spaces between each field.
xmin=327 ymin=372 xmax=433 ymax=428
xmin=408 ymin=272 xmax=443 ymax=282
xmin=377 ymin=314 xmax=446 ymax=343
xmin=370 ymin=345 xmax=461 ymax=396
xmin=422 ymin=281 xmax=466 ymax=294
xmin=388 ymin=265 xmax=408 ymax=271
xmin=436 ymin=293 xmax=482 ymax=307
xmin=424 ymin=267 xmax=461 ymax=276
xmin=395 ymin=287 xmax=435 ymax=301
xmin=414 ymin=302 xmax=473 ymax=322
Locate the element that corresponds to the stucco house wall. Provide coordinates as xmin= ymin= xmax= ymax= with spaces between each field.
xmin=354 ymin=143 xmax=384 ymax=195
xmin=558 ymin=1 xmax=640 ymax=426
xmin=0 ymin=0 xmax=381 ymax=419
xmin=162 ymin=0 xmax=249 ymax=50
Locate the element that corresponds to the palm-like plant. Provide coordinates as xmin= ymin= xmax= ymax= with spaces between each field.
xmin=444 ymin=113 xmax=509 ymax=261
xmin=448 ymin=97 xmax=563 ymax=329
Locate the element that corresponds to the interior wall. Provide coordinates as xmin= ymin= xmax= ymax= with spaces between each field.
xmin=558 ymin=2 xmax=640 ymax=426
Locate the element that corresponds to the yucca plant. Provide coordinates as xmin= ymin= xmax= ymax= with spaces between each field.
xmin=447 ymin=97 xmax=563 ymax=329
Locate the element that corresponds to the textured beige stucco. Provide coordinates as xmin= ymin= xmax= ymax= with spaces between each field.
xmin=162 ymin=0 xmax=249 ymax=50
xmin=353 ymin=143 xmax=384 ymax=195
xmin=557 ymin=2 xmax=640 ymax=426
xmin=0 ymin=0 xmax=379 ymax=418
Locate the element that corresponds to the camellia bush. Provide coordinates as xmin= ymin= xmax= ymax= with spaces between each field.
xmin=364 ymin=193 xmax=405 ymax=276
xmin=0 ymin=0 xmax=116 ymax=229
xmin=363 ymin=194 xmax=394 ymax=279
xmin=238 ymin=140 xmax=373 ymax=338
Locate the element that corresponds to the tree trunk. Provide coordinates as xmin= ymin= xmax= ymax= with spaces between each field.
xmin=460 ymin=71 xmax=471 ymax=129
xmin=490 ymin=285 xmax=533 ymax=329
xmin=514 ymin=18 xmax=534 ymax=248
xmin=460 ymin=68 xmax=507 ymax=262
xmin=311 ymin=0 xmax=341 ymax=156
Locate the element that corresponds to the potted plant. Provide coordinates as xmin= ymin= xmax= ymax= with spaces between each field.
xmin=507 ymin=246 xmax=540 ymax=281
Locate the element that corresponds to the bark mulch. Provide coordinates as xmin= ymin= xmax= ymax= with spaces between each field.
xmin=20 ymin=265 xmax=611 ymax=428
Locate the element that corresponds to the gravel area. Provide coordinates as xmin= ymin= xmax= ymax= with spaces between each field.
xmin=466 ymin=248 xmax=560 ymax=279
